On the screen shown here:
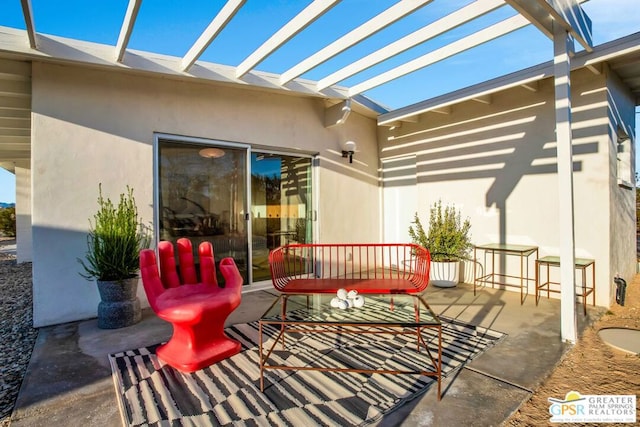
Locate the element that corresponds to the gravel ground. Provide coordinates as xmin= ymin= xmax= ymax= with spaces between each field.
xmin=0 ymin=239 xmax=38 ymax=426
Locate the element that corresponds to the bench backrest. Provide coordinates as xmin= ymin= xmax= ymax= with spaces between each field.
xmin=269 ymin=243 xmax=431 ymax=292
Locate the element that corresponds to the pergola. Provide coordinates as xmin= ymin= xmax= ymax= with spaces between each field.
xmin=0 ymin=0 xmax=613 ymax=342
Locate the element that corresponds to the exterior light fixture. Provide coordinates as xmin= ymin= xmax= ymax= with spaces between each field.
xmin=199 ymin=147 xmax=225 ymax=158
xmin=342 ymin=140 xmax=356 ymax=163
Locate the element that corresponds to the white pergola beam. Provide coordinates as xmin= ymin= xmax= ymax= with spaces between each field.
xmin=505 ymin=0 xmax=592 ymax=51
xmin=317 ymin=0 xmax=505 ymax=91
xmin=349 ymin=14 xmax=529 ymax=96
xmin=554 ymin=27 xmax=578 ymax=344
xmin=115 ymin=0 xmax=142 ymax=62
xmin=235 ymin=0 xmax=340 ymax=79
xmin=182 ymin=0 xmax=246 ymax=72
xmin=20 ymin=0 xmax=37 ymax=48
xmin=280 ymin=0 xmax=433 ymax=85
xmin=379 ymin=32 xmax=640 ymax=125
xmin=0 ymin=26 xmax=352 ymax=99
xmin=550 ymin=0 xmax=592 ymax=50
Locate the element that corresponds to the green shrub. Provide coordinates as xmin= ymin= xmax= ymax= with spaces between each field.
xmin=78 ymin=185 xmax=150 ymax=281
xmin=408 ymin=200 xmax=472 ymax=262
xmin=0 ymin=207 xmax=16 ymax=237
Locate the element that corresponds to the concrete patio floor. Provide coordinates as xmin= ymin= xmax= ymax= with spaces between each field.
xmin=10 ymin=283 xmax=602 ymax=426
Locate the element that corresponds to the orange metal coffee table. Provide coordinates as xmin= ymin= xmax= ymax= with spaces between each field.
xmin=258 ymin=293 xmax=442 ymax=400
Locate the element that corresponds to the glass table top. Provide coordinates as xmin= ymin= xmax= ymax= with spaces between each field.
xmin=260 ymin=293 xmax=439 ymax=326
xmin=474 ymin=243 xmax=538 ymax=254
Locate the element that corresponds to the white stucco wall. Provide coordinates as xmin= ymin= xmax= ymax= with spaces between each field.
xmin=15 ymin=163 xmax=32 ymax=263
xmin=606 ymin=67 xmax=637 ymax=303
xmin=30 ymin=62 xmax=379 ymax=326
xmin=379 ymin=67 xmax=636 ymax=308
xmin=318 ymin=111 xmax=381 ymax=243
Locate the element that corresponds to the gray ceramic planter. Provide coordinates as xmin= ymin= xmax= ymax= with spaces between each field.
xmin=96 ymin=277 xmax=141 ymax=329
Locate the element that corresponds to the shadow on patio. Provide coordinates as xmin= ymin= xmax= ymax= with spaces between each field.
xmin=10 ymin=282 xmax=602 ymax=427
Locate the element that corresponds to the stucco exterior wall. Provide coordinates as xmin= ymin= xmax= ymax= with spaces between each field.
xmin=30 ymin=62 xmax=379 ymax=326
xmin=318 ymin=111 xmax=381 ymax=243
xmin=15 ymin=163 xmax=31 ymax=263
xmin=606 ymin=67 xmax=637 ymax=303
xmin=379 ymin=68 xmax=636 ymax=307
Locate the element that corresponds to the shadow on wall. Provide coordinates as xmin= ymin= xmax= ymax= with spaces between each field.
xmin=381 ymin=78 xmax=605 ymax=254
xmin=30 ymin=225 xmax=154 ymax=328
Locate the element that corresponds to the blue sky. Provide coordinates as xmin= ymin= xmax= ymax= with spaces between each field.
xmin=0 ymin=0 xmax=639 ymax=203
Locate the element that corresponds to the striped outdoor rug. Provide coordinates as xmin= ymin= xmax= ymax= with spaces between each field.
xmin=109 ymin=317 xmax=505 ymax=426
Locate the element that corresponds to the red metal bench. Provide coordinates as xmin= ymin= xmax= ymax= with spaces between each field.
xmin=269 ymin=243 xmax=431 ymax=294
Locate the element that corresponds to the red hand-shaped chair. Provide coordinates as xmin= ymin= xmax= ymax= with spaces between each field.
xmin=139 ymin=238 xmax=243 ymax=372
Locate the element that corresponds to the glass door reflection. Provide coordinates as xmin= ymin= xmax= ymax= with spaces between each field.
xmin=158 ymin=141 xmax=248 ymax=283
xmin=251 ymin=153 xmax=313 ymax=282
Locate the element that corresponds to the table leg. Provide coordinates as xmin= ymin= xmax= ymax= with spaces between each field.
xmin=437 ymin=325 xmax=442 ymax=401
xmin=582 ymin=265 xmax=591 ymax=316
xmin=414 ymin=299 xmax=420 ymax=352
xmin=519 ymin=252 xmax=524 ymax=304
xmin=473 ymin=246 xmax=477 ymax=295
xmin=530 ymin=249 xmax=537 ymax=301
xmin=491 ymin=250 xmax=495 ymax=288
xmin=281 ymin=296 xmax=288 ymax=349
xmin=592 ymin=262 xmax=596 ymax=307
xmin=259 ymin=321 xmax=264 ymax=392
xmin=535 ymin=259 xmax=540 ymax=306
xmin=546 ymin=263 xmax=550 ymax=299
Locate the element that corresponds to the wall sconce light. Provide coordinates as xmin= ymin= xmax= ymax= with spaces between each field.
xmin=342 ymin=140 xmax=356 ymax=163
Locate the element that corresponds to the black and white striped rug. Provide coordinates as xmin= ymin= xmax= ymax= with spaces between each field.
xmin=109 ymin=317 xmax=505 ymax=426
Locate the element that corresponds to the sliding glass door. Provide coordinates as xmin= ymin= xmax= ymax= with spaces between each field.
xmin=157 ymin=137 xmax=313 ymax=285
xmin=158 ymin=140 xmax=249 ymax=282
xmin=251 ymin=152 xmax=313 ymax=282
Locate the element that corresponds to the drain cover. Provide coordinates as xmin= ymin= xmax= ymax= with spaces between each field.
xmin=598 ymin=328 xmax=640 ymax=354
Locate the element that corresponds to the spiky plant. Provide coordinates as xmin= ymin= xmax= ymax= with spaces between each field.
xmin=79 ymin=184 xmax=150 ymax=281
xmin=408 ymin=200 xmax=472 ymax=262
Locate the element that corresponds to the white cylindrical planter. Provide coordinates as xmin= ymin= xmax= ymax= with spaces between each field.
xmin=430 ymin=260 xmax=460 ymax=288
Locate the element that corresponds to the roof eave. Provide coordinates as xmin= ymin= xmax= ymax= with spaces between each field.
xmin=0 ymin=25 xmax=390 ymax=115
xmin=379 ymin=31 xmax=640 ymax=126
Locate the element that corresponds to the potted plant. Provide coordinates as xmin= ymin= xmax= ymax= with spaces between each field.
xmin=79 ymin=184 xmax=150 ymax=329
xmin=408 ymin=200 xmax=472 ymax=287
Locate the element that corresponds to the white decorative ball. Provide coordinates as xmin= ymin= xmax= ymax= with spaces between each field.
xmin=337 ymin=288 xmax=348 ymax=300
xmin=352 ymin=295 xmax=365 ymax=308
xmin=346 ymin=298 xmax=354 ymax=308
xmin=330 ymin=297 xmax=341 ymax=308
xmin=347 ymin=290 xmax=358 ymax=299
xmin=337 ymin=299 xmax=349 ymax=310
